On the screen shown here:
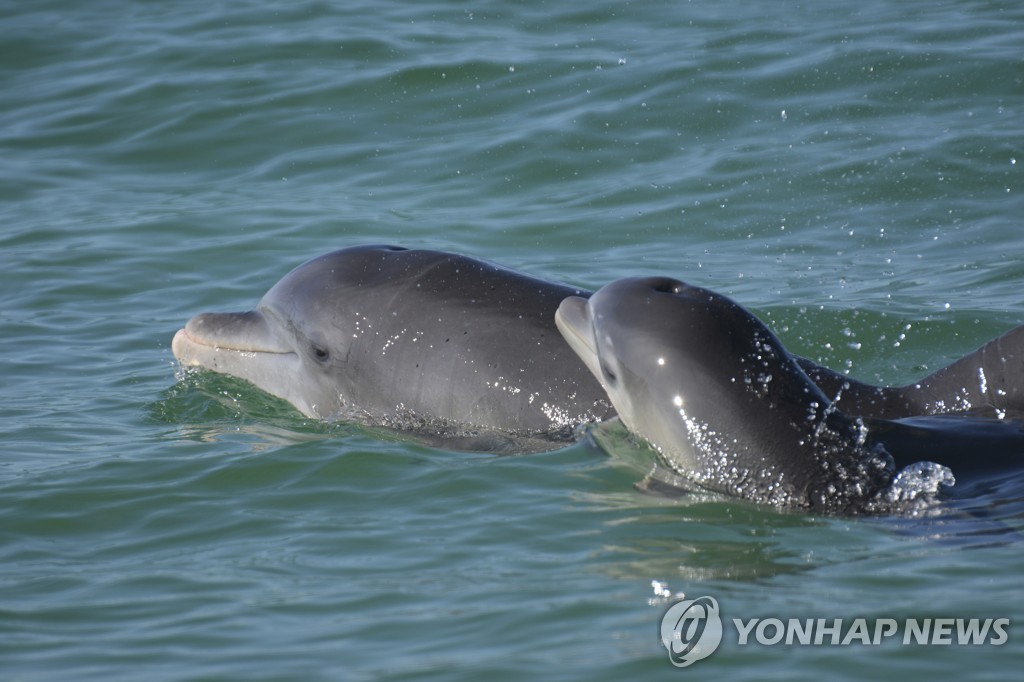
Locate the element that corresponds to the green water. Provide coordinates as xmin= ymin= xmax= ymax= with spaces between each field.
xmin=2 ymin=0 xmax=1023 ymax=679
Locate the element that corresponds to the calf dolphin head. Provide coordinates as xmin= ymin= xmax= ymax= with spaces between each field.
xmin=556 ymin=277 xmax=894 ymax=512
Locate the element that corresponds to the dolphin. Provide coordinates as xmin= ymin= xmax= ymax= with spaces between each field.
xmin=172 ymin=244 xmax=615 ymax=447
xmin=555 ymin=277 xmax=1024 ymax=513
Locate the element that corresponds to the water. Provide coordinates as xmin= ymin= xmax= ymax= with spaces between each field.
xmin=2 ymin=0 xmax=1023 ymax=679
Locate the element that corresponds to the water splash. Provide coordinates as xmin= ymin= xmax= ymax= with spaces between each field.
xmin=883 ymin=461 xmax=956 ymax=507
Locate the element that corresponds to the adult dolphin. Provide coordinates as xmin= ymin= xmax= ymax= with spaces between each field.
xmin=556 ymin=277 xmax=1024 ymax=514
xmin=172 ymin=244 xmax=616 ymax=448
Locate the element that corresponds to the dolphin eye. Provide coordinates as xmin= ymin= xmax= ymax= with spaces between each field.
xmin=311 ymin=344 xmax=330 ymax=362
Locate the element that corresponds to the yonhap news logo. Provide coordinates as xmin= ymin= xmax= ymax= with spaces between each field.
xmin=659 ymin=596 xmax=723 ymax=667
xmin=657 ymin=586 xmax=1010 ymax=668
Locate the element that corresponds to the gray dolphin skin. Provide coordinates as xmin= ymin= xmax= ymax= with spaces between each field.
xmin=172 ymin=245 xmax=615 ymax=445
xmin=173 ymin=244 xmax=1024 ymax=502
xmin=794 ymin=330 xmax=1024 ymax=420
xmin=556 ymin=277 xmax=1024 ymax=513
xmin=556 ymin=277 xmax=897 ymax=513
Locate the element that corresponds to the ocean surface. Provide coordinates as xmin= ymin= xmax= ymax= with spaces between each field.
xmin=2 ymin=0 xmax=1023 ymax=679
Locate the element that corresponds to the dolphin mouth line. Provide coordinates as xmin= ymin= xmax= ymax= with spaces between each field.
xmin=174 ymin=325 xmax=294 ymax=355
xmin=554 ymin=297 xmax=596 ymax=355
xmin=554 ymin=296 xmax=607 ymax=388
xmin=555 ymin=314 xmax=595 ymax=355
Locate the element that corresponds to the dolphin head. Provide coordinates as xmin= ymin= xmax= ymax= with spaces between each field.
xmin=556 ymin=277 xmax=795 ymax=465
xmin=171 ymin=248 xmax=386 ymax=418
xmin=556 ymin=277 xmax=894 ymax=510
